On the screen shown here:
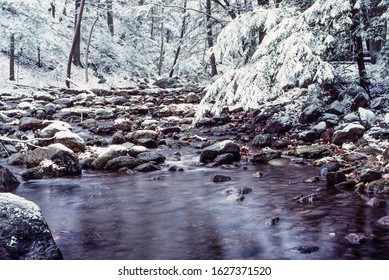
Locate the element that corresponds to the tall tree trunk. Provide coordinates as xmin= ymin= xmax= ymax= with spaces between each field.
xmin=66 ymin=0 xmax=86 ymax=88
xmin=351 ymin=3 xmax=370 ymax=93
xmin=206 ymin=0 xmax=217 ymax=76
xmin=9 ymin=34 xmax=15 ymax=81
xmin=73 ymin=0 xmax=82 ymax=66
xmin=158 ymin=9 xmax=165 ymax=76
xmin=169 ymin=0 xmax=188 ymax=77
xmin=106 ymin=0 xmax=114 ymax=36
xmin=86 ymin=12 xmax=100 ymax=83
xmin=50 ymin=2 xmax=56 ymax=18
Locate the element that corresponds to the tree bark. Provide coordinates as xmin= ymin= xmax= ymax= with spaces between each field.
xmin=10 ymin=34 xmax=15 ymax=81
xmin=158 ymin=9 xmax=165 ymax=76
xmin=86 ymin=12 xmax=100 ymax=83
xmin=66 ymin=0 xmax=86 ymax=88
xmin=207 ymin=0 xmax=218 ymax=76
xmin=73 ymin=0 xmax=82 ymax=66
xmin=169 ymin=0 xmax=188 ymax=77
xmin=351 ymin=3 xmax=370 ymax=93
xmin=50 ymin=2 xmax=56 ymax=18
xmin=106 ymin=0 xmax=114 ymax=36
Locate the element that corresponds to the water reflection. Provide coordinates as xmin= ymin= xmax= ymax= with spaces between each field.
xmin=3 ymin=152 xmax=388 ymax=260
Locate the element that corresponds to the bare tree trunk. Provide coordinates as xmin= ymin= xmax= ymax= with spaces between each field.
xmin=207 ymin=0 xmax=217 ymax=76
xmin=10 ymin=34 xmax=15 ymax=81
xmin=37 ymin=46 xmax=42 ymax=67
xmin=351 ymin=2 xmax=370 ymax=93
xmin=66 ymin=0 xmax=86 ymax=88
xmin=158 ymin=9 xmax=165 ymax=76
xmin=86 ymin=11 xmax=100 ymax=83
xmin=73 ymin=0 xmax=82 ymax=66
xmin=169 ymin=0 xmax=188 ymax=77
xmin=106 ymin=0 xmax=114 ymax=36
xmin=50 ymin=2 xmax=56 ymax=18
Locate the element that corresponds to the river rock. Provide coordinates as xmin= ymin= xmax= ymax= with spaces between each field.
xmin=136 ymin=152 xmax=166 ymax=164
xmin=376 ymin=216 xmax=389 ymax=229
xmin=134 ymin=163 xmax=161 ymax=172
xmin=328 ymin=100 xmax=344 ymax=115
xmin=54 ymin=131 xmax=86 ymax=153
xmin=326 ymin=171 xmax=347 ymax=187
xmin=0 ymin=193 xmax=63 ymax=260
xmin=358 ymin=107 xmax=376 ymax=128
xmin=93 ymin=145 xmax=129 ymax=169
xmin=135 ymin=138 xmax=158 ymax=148
xmin=331 ymin=123 xmax=365 ymax=145
xmin=105 ymin=156 xmax=143 ymax=171
xmin=39 ymin=121 xmax=72 ymax=138
xmin=19 ymin=117 xmax=44 ymax=131
xmin=360 ymin=169 xmax=382 ymax=183
xmin=252 ymin=133 xmax=272 ymax=148
xmin=23 ymin=144 xmax=81 ymax=179
xmin=295 ymin=144 xmax=333 ymax=158
xmin=366 ymin=179 xmax=389 ymax=195
xmin=127 ymin=130 xmax=159 ymax=141
xmin=264 ymin=116 xmax=293 ymax=134
xmin=0 ymin=165 xmax=20 ymax=192
xmin=214 ymin=153 xmax=236 ymax=165
xmin=200 ymin=140 xmax=240 ymax=163
xmin=211 ymin=174 xmax=232 ymax=183
xmin=299 ymin=103 xmax=322 ymax=124
xmin=345 ymin=233 xmax=368 ymax=245
xmin=320 ymin=162 xmax=341 ymax=176
xmin=250 ymin=149 xmax=281 ymax=164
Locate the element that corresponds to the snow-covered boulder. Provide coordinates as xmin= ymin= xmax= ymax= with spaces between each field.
xmin=0 ymin=165 xmax=20 ymax=192
xmin=23 ymin=143 xmax=81 ymax=179
xmin=0 ymin=193 xmax=63 ymax=260
xmin=39 ymin=121 xmax=72 ymax=138
xmin=331 ymin=123 xmax=365 ymax=145
xmin=54 ymin=131 xmax=86 ymax=153
xmin=358 ymin=107 xmax=376 ymax=128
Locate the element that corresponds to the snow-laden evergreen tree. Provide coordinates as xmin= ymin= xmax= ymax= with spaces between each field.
xmin=194 ymin=0 xmax=360 ymax=122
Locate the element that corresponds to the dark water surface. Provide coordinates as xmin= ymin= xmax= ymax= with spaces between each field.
xmin=5 ymin=151 xmax=389 ymax=260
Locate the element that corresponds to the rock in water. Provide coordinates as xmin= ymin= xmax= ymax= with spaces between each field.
xmin=0 ymin=193 xmax=63 ymax=259
xmin=0 ymin=165 xmax=20 ymax=192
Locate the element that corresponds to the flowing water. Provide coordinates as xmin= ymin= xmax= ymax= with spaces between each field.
xmin=4 ymin=150 xmax=389 ymax=260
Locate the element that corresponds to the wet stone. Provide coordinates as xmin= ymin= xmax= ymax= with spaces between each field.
xmin=295 ymin=145 xmax=333 ymax=159
xmin=211 ymin=174 xmax=232 ymax=183
xmin=366 ymin=179 xmax=389 ymax=195
xmin=134 ymin=163 xmax=161 ymax=172
xmin=326 ymin=171 xmax=347 ymax=187
xmin=266 ymin=217 xmax=280 ymax=226
xmin=376 ymin=216 xmax=389 ymax=229
xmin=250 ymin=149 xmax=281 ymax=164
xmin=136 ymin=152 xmax=166 ymax=164
xmin=290 ymin=246 xmax=320 ymax=254
xmin=214 ymin=153 xmax=236 ymax=165
xmin=0 ymin=165 xmax=20 ymax=192
xmin=360 ymin=169 xmax=382 ymax=183
xmin=345 ymin=233 xmax=368 ymax=245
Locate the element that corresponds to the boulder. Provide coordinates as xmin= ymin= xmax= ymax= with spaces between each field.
xmin=252 ymin=133 xmax=272 ymax=148
xmin=153 ymin=77 xmax=182 ymax=89
xmin=360 ymin=169 xmax=382 ymax=183
xmin=295 ymin=145 xmax=333 ymax=159
xmin=200 ymin=140 xmax=240 ymax=163
xmin=39 ymin=121 xmax=72 ymax=138
xmin=0 ymin=165 xmax=20 ymax=192
xmin=0 ymin=193 xmax=63 ymax=260
xmin=93 ymin=145 xmax=129 ymax=170
xmin=54 ymin=131 xmax=86 ymax=153
xmin=264 ymin=116 xmax=293 ymax=134
xmin=136 ymin=152 xmax=166 ymax=164
xmin=249 ymin=149 xmax=281 ymax=164
xmin=24 ymin=143 xmax=81 ymax=178
xmin=105 ymin=156 xmax=143 ymax=171
xmin=326 ymin=171 xmax=347 ymax=187
xmin=19 ymin=117 xmax=44 ymax=131
xmin=331 ymin=123 xmax=365 ymax=145
xmin=366 ymin=179 xmax=389 ymax=195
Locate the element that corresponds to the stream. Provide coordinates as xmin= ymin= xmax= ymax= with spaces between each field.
xmin=4 ymin=149 xmax=389 ymax=260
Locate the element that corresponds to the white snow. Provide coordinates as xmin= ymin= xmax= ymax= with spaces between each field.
xmin=358 ymin=107 xmax=376 ymax=126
